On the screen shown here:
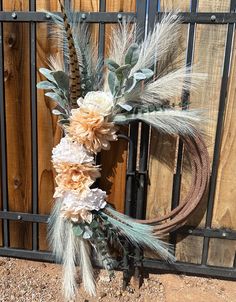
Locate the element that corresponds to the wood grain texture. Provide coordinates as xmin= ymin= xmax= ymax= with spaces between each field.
xmin=197 ymin=0 xmax=230 ymax=12
xmin=159 ymin=0 xmax=190 ymax=11
xmin=3 ymin=0 xmax=32 ymax=249
xmin=175 ymin=235 xmax=203 ymax=264
xmin=100 ymin=127 xmax=128 ymax=213
xmin=207 ymin=238 xmax=236 ymax=267
xmin=146 ymin=0 xmax=189 ymax=221
xmin=181 ymin=3 xmax=228 ymax=229
xmin=100 ymin=0 xmax=136 ymax=212
xmin=212 ymin=34 xmax=236 ymax=230
xmin=36 ymin=0 xmax=62 ymax=251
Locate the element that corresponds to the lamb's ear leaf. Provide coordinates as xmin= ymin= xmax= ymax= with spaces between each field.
xmin=51 ymin=109 xmax=68 ymax=119
xmin=37 ymin=81 xmax=56 ymax=90
xmin=106 ymin=59 xmax=120 ymax=72
xmin=45 ymin=92 xmax=67 ymax=109
xmin=39 ymin=68 xmax=55 ymax=82
xmin=140 ymin=68 xmax=154 ymax=79
xmin=115 ymin=64 xmax=131 ymax=80
xmin=125 ymin=43 xmax=140 ymax=67
xmin=124 ymin=77 xmax=137 ymax=93
xmin=51 ymin=71 xmax=69 ymax=92
xmin=58 ymin=119 xmax=70 ymax=126
xmin=134 ymin=72 xmax=146 ymax=80
xmin=118 ymin=103 xmax=133 ymax=111
xmin=108 ymin=71 xmax=117 ymax=95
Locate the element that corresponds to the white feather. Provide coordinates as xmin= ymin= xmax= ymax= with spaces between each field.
xmin=130 ymin=12 xmax=181 ymax=75
xmin=79 ymin=239 xmax=96 ymax=296
xmin=48 ymin=198 xmax=65 ymax=261
xmin=139 ymin=67 xmax=206 ymax=104
xmin=62 ymin=222 xmax=79 ymax=301
xmin=103 ymin=207 xmax=175 ymax=261
xmin=108 ymin=18 xmax=137 ymax=66
xmin=112 ymin=109 xmax=207 ymax=137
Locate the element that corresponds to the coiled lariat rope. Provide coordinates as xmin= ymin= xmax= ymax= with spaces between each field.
xmin=104 ymin=131 xmax=210 ymax=236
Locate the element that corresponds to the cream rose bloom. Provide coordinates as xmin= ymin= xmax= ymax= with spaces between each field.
xmin=60 ymin=188 xmax=107 ymax=223
xmin=78 ymin=91 xmax=114 ymax=116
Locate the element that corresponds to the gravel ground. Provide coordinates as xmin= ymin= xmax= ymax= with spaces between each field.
xmin=0 ymin=257 xmax=235 ymax=302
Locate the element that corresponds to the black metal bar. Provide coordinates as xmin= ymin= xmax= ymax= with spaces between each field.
xmin=0 ymin=247 xmax=54 ymax=262
xmin=98 ymin=0 xmax=105 ymax=60
xmin=29 ymin=0 xmax=38 ymax=251
xmin=124 ymin=122 xmax=139 ymax=217
xmin=0 ymin=211 xmax=49 ymax=223
xmin=0 ymin=12 xmax=235 ymax=24
xmin=157 ymin=12 xmax=236 ymax=24
xmin=175 ymin=226 xmax=236 ymax=240
xmin=201 ymin=0 xmax=236 ymax=265
xmin=143 ymin=259 xmax=236 ymax=279
xmin=0 ymin=0 xmax=9 ymax=248
xmin=170 ymin=0 xmax=197 ymax=252
xmin=123 ymin=121 xmax=139 ymax=288
xmin=0 ymin=12 xmax=136 ymax=23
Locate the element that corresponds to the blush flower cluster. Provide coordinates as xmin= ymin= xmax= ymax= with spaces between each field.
xmin=52 ymin=91 xmax=117 ymax=223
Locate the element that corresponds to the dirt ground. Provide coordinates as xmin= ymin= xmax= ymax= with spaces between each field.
xmin=0 ymin=257 xmax=235 ymax=302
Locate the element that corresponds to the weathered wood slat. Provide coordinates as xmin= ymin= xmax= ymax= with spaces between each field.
xmin=179 ymin=0 xmax=231 ymax=265
xmin=99 ymin=0 xmax=136 ymax=212
xmin=3 ymin=0 xmax=32 ymax=249
xmin=36 ymin=0 xmax=62 ymax=251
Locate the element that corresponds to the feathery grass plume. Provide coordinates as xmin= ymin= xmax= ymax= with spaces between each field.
xmin=102 ymin=207 xmax=175 ymax=261
xmin=79 ymin=239 xmax=96 ymax=296
xmin=108 ymin=18 xmax=137 ymax=66
xmin=112 ymin=109 xmax=206 ymax=137
xmin=48 ymin=198 xmax=65 ymax=262
xmin=62 ymin=222 xmax=79 ymax=301
xmin=58 ymin=0 xmax=81 ymax=102
xmin=48 ymin=54 xmax=65 ymax=72
xmin=130 ymin=11 xmax=181 ymax=76
xmin=45 ymin=9 xmax=103 ymax=95
xmin=136 ymin=67 xmax=206 ymax=105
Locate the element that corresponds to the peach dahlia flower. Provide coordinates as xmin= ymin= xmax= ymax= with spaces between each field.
xmin=53 ymin=162 xmax=100 ymax=198
xmin=66 ymin=108 xmax=117 ymax=154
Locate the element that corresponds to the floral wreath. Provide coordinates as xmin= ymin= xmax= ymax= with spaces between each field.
xmin=37 ymin=1 xmax=210 ymax=300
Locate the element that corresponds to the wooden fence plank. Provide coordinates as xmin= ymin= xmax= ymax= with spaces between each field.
xmin=212 ymin=34 xmax=236 ymax=230
xmin=36 ymin=0 xmax=62 ymax=251
xmin=208 ymin=238 xmax=236 ymax=267
xmin=178 ymin=0 xmax=230 ymax=265
xmin=206 ymin=26 xmax=236 ymax=268
xmin=99 ymin=1 xmax=136 ymax=212
xmin=3 ymin=0 xmax=32 ymax=249
xmin=146 ymin=0 xmax=189 ymax=221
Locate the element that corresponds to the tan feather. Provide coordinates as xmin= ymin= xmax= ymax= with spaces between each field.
xmin=58 ymin=0 xmax=81 ymax=102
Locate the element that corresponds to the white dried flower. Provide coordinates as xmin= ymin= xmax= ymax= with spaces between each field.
xmin=79 ymin=91 xmax=114 ymax=116
xmin=60 ymin=188 xmax=107 ymax=223
xmin=52 ymin=136 xmax=94 ymax=164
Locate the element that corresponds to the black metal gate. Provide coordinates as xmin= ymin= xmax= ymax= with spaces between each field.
xmin=0 ymin=0 xmax=236 ymax=280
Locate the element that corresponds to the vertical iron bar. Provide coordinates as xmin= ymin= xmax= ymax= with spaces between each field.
xmin=170 ymin=0 xmax=197 ymax=252
xmin=98 ymin=0 xmax=105 ymax=60
xmin=131 ymin=0 xmax=148 ymax=287
xmin=0 ymin=0 xmax=9 ymax=248
xmin=29 ymin=0 xmax=38 ymax=251
xmin=201 ymin=0 xmax=236 ymax=265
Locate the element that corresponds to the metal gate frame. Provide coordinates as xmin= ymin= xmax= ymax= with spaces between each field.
xmin=0 ymin=0 xmax=236 ymax=280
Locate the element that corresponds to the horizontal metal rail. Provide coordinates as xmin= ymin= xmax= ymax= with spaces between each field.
xmin=143 ymin=259 xmax=236 ymax=279
xmin=1 ymin=210 xmax=236 ymax=240
xmin=0 ymin=247 xmax=235 ymax=280
xmin=0 ymin=12 xmax=136 ymax=22
xmin=0 ymin=211 xmax=49 ymax=223
xmin=0 ymin=12 xmax=235 ymax=24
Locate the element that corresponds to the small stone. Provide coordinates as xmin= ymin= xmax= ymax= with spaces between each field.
xmin=99 ymin=292 xmax=107 ymax=299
